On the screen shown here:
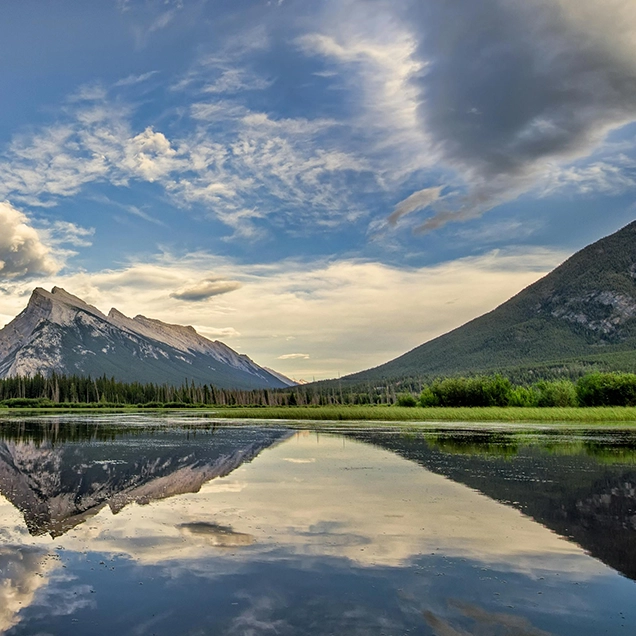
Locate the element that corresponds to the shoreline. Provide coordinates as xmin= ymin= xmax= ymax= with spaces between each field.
xmin=2 ymin=404 xmax=636 ymax=424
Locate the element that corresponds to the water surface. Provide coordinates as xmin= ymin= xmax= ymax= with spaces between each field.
xmin=1 ymin=415 xmax=636 ymax=635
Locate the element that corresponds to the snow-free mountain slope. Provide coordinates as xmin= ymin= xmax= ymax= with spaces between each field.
xmin=343 ymin=220 xmax=636 ymax=383
xmin=0 ymin=287 xmax=290 ymax=389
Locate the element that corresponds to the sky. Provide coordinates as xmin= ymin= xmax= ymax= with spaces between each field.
xmin=1 ymin=0 xmax=636 ymax=380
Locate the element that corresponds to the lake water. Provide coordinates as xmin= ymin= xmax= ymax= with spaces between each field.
xmin=1 ymin=415 xmax=636 ymax=635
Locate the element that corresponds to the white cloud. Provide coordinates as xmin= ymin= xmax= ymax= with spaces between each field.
xmin=114 ymin=70 xmax=159 ymax=87
xmin=277 ymin=353 xmax=310 ymax=360
xmin=541 ymin=155 xmax=636 ymax=197
xmin=122 ymin=127 xmax=187 ymax=182
xmin=42 ymin=220 xmax=95 ymax=248
xmin=0 ymin=84 xmax=375 ymax=238
xmin=68 ymin=83 xmax=108 ymax=102
xmin=203 ymin=68 xmax=273 ymax=94
xmin=295 ymin=4 xmax=433 ymax=182
xmin=0 ymin=202 xmax=60 ymax=280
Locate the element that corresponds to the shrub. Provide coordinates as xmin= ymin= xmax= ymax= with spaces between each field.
xmin=396 ymin=392 xmax=418 ymax=407
xmin=1 ymin=397 xmax=55 ymax=408
xmin=534 ymin=380 xmax=578 ymax=407
xmin=507 ymin=386 xmax=539 ymax=407
xmin=576 ymin=372 xmax=636 ymax=406
xmin=422 ymin=375 xmax=513 ymax=407
xmin=419 ymin=387 xmax=440 ymax=407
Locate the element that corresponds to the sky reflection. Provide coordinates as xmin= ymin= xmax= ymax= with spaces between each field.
xmin=0 ymin=423 xmax=635 ymax=634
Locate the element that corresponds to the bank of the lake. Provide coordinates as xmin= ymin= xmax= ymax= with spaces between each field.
xmin=203 ymin=405 xmax=636 ymax=422
xmin=4 ymin=404 xmax=636 ymax=423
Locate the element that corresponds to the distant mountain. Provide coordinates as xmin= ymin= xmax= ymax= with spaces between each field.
xmin=0 ymin=287 xmax=291 ymax=389
xmin=345 ymin=220 xmax=636 ymax=383
xmin=262 ymin=366 xmax=298 ymax=387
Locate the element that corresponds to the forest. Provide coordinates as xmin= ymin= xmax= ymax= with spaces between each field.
xmin=1 ymin=371 xmax=636 ymax=408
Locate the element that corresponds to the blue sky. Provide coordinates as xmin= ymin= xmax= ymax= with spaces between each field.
xmin=1 ymin=0 xmax=636 ymax=380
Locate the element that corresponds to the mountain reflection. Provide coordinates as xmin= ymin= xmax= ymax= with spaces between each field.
xmin=0 ymin=421 xmax=290 ymax=537
xmin=347 ymin=429 xmax=636 ymax=582
xmin=1 ymin=424 xmax=635 ymax=635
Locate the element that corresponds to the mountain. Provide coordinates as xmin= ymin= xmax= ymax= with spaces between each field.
xmin=0 ymin=287 xmax=291 ymax=389
xmin=345 ymin=220 xmax=636 ymax=383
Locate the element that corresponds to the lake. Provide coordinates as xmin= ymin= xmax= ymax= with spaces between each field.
xmin=1 ymin=414 xmax=636 ymax=635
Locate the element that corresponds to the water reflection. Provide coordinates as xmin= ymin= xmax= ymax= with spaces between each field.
xmin=0 ymin=420 xmax=289 ymax=537
xmin=349 ymin=428 xmax=636 ymax=581
xmin=0 ymin=417 xmax=634 ymax=634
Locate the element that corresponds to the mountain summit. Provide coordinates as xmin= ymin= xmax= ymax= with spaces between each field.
xmin=0 ymin=287 xmax=291 ymax=389
xmin=345 ymin=220 xmax=636 ymax=382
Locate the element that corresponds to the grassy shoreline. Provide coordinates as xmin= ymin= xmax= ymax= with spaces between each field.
xmin=2 ymin=404 xmax=636 ymax=423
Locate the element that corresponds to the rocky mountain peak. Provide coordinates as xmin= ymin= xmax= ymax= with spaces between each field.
xmin=107 ymin=307 xmax=128 ymax=321
xmin=0 ymin=287 xmax=292 ymax=389
xmin=28 ymin=287 xmax=106 ymax=320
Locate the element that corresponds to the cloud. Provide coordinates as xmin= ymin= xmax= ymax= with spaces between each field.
xmin=0 ymin=82 xmax=374 ymax=237
xmin=202 ymin=68 xmax=273 ymax=94
xmin=0 ymin=202 xmax=60 ymax=280
xmin=68 ymin=83 xmax=108 ymax=102
xmin=541 ymin=153 xmax=636 ymax=197
xmin=388 ymin=186 xmax=442 ymax=226
xmin=42 ymin=220 xmax=95 ymax=248
xmin=114 ymin=70 xmax=159 ymax=87
xmin=277 ymin=353 xmax=310 ymax=360
xmin=171 ymin=278 xmax=242 ymax=301
xmin=122 ymin=126 xmax=187 ymax=182
xmin=0 ymin=546 xmax=55 ymax=633
xmin=403 ymin=0 xmax=636 ymax=229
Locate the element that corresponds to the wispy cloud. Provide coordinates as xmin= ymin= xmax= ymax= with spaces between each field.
xmin=114 ymin=70 xmax=159 ymax=87
xmin=388 ymin=186 xmax=442 ymax=227
xmin=41 ymin=220 xmax=94 ymax=248
xmin=0 ymin=77 xmax=376 ymax=239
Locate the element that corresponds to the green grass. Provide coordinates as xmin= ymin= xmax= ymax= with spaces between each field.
xmin=201 ymin=405 xmax=636 ymax=423
xmin=3 ymin=403 xmax=636 ymax=424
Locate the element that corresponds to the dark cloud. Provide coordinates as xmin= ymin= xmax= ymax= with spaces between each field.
xmin=171 ymin=278 xmax=242 ymax=301
xmin=406 ymin=0 xmax=636 ymax=229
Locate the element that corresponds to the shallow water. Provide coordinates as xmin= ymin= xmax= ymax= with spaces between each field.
xmin=1 ymin=416 xmax=636 ymax=634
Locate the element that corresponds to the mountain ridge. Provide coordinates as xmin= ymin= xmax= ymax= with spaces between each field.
xmin=0 ymin=287 xmax=291 ymax=389
xmin=342 ymin=220 xmax=636 ymax=383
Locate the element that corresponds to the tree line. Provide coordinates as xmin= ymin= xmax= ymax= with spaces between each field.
xmin=398 ymin=372 xmax=636 ymax=408
xmin=0 ymin=371 xmax=636 ymax=408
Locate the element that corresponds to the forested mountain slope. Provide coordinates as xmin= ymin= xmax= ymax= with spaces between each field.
xmin=345 ymin=221 xmax=636 ymax=383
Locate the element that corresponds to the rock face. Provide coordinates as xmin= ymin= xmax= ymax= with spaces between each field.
xmin=343 ymin=220 xmax=636 ymax=382
xmin=0 ymin=287 xmax=290 ymax=389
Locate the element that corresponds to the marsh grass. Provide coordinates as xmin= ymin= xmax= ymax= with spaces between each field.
xmin=206 ymin=405 xmax=636 ymax=423
xmin=3 ymin=403 xmax=636 ymax=424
